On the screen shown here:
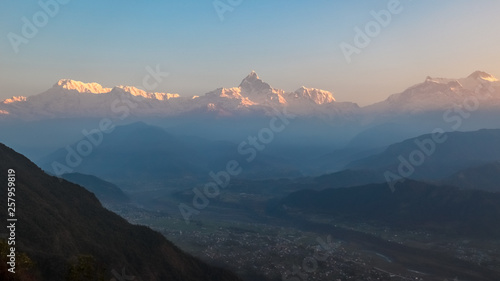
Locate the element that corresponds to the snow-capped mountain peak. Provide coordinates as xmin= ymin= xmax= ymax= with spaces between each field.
xmin=52 ymin=79 xmax=179 ymax=100
xmin=236 ymin=71 xmax=287 ymax=105
xmin=364 ymin=70 xmax=500 ymax=115
xmin=467 ymin=71 xmax=498 ymax=82
xmin=205 ymin=87 xmax=242 ymax=99
xmin=239 ymin=71 xmax=272 ymax=91
xmin=244 ymin=70 xmax=259 ymax=81
xmin=55 ymin=79 xmax=112 ymax=94
xmin=0 ymin=72 xmax=352 ymax=119
xmin=114 ymin=85 xmax=180 ymax=100
xmin=115 ymin=85 xmax=147 ymax=96
xmin=290 ymin=87 xmax=336 ymax=104
xmin=5 ymin=70 xmax=496 ymax=121
xmin=423 ymin=71 xmax=498 ymax=86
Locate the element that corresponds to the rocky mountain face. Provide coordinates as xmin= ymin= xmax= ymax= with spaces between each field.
xmin=364 ymin=71 xmax=500 ymax=115
xmin=0 ymin=71 xmax=356 ymax=120
xmin=1 ymin=71 xmax=498 ymax=137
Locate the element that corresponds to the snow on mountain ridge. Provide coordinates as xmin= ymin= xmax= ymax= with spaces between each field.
xmin=468 ymin=71 xmax=498 ymax=82
xmin=2 ymin=96 xmax=27 ymax=104
xmin=56 ymin=79 xmax=112 ymax=94
xmin=205 ymin=87 xmax=243 ymax=99
xmin=422 ymin=71 xmax=498 ymax=88
xmin=186 ymin=72 xmax=340 ymax=116
xmin=2 ymin=70 xmax=497 ymax=121
xmin=290 ymin=86 xmax=336 ymax=104
xmin=237 ymin=71 xmax=288 ymax=105
xmin=53 ymin=79 xmax=179 ymax=100
xmin=364 ymin=71 xmax=500 ymax=115
xmin=191 ymin=87 xmax=257 ymax=114
xmin=239 ymin=71 xmax=273 ymax=93
xmin=115 ymin=85 xmax=179 ymax=100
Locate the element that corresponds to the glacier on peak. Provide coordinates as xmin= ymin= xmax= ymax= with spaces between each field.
xmin=55 ymin=79 xmax=112 ymax=94
xmin=53 ymin=79 xmax=179 ymax=100
xmin=236 ymin=71 xmax=288 ymax=105
xmin=364 ymin=70 xmax=500 ymax=115
xmin=0 ymin=73 xmax=290 ymax=120
xmin=115 ymin=85 xmax=179 ymax=100
xmin=290 ymin=87 xmax=336 ymax=105
xmin=205 ymin=87 xmax=242 ymax=99
xmin=4 ymin=70 xmax=496 ymax=120
xmin=424 ymin=71 xmax=498 ymax=86
xmin=2 ymin=96 xmax=27 ymax=104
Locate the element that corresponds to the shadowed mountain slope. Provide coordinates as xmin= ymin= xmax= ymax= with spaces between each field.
xmin=0 ymin=143 xmax=242 ymax=281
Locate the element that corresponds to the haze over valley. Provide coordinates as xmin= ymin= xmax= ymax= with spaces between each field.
xmin=1 ymin=1 xmax=500 ymax=280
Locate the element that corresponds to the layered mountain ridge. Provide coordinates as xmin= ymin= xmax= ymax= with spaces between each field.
xmin=0 ymin=71 xmax=498 ymax=120
xmin=0 ymin=71 xmax=350 ymax=119
xmin=56 ymin=79 xmax=181 ymax=100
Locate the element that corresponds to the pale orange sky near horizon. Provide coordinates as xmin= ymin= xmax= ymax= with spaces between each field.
xmin=1 ymin=0 xmax=499 ymax=106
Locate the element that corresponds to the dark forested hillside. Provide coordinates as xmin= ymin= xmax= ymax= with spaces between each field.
xmin=61 ymin=172 xmax=130 ymax=204
xmin=280 ymin=180 xmax=500 ymax=237
xmin=347 ymin=129 xmax=500 ymax=180
xmin=0 ymin=143 xmax=241 ymax=281
xmin=444 ymin=161 xmax=500 ymax=192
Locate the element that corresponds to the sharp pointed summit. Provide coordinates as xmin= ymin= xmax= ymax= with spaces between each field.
xmin=248 ymin=70 xmax=259 ymax=79
xmin=239 ymin=71 xmax=262 ymax=86
xmin=1 ymin=70 xmax=498 ymax=120
xmin=238 ymin=71 xmax=274 ymax=93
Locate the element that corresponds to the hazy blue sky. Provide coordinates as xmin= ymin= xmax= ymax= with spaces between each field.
xmin=1 ymin=0 xmax=499 ymax=105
